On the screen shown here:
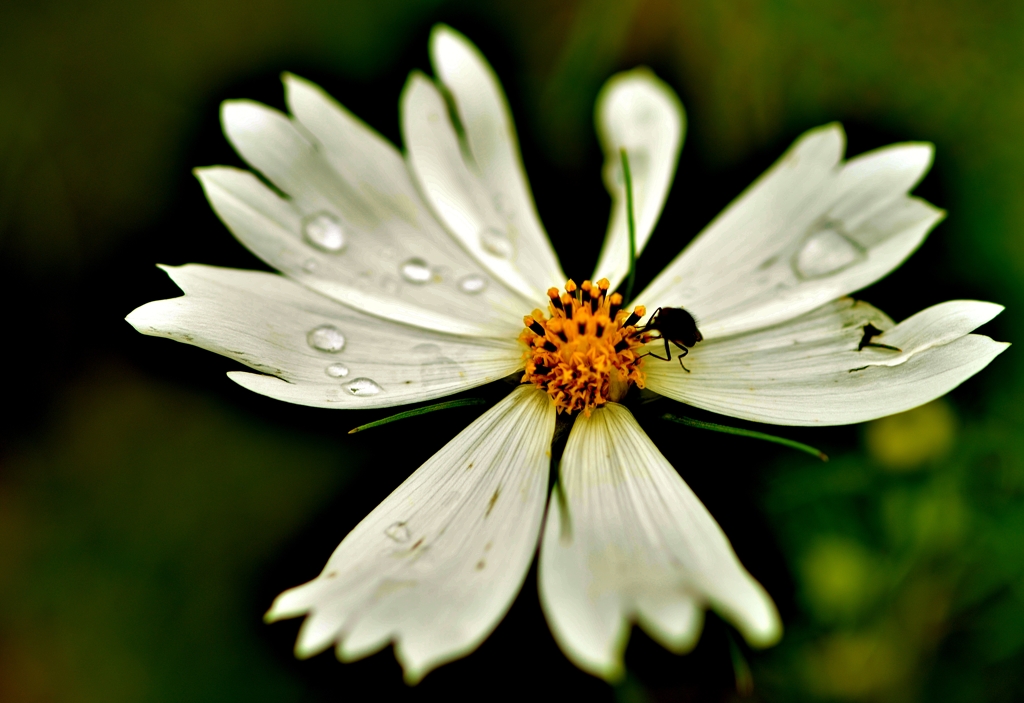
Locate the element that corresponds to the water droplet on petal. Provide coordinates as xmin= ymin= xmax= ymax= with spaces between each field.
xmin=413 ymin=343 xmax=442 ymax=357
xmin=413 ymin=343 xmax=462 ymax=386
xmin=399 ymin=257 xmax=432 ymax=284
xmin=458 ymin=274 xmax=487 ymax=295
xmin=793 ymin=222 xmax=866 ymax=279
xmin=380 ymin=275 xmax=400 ymax=294
xmin=385 ymin=522 xmax=410 ymax=542
xmin=307 ymin=325 xmax=346 ymax=352
xmin=326 ymin=363 xmax=349 ymax=378
xmin=345 ymin=378 xmax=382 ymax=396
xmin=302 ymin=212 xmax=347 ymax=253
xmin=302 ymin=258 xmax=318 ymax=273
xmin=480 ymin=227 xmax=514 ymax=258
xmin=420 ymin=357 xmax=460 ymax=386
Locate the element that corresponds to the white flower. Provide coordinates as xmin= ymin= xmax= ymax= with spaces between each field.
xmin=126 ymin=25 xmax=1007 ymax=683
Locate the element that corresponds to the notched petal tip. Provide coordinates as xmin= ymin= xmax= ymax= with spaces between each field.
xmin=598 ymin=66 xmax=685 ymax=115
xmin=262 ymin=609 xmax=276 ymax=625
xmin=124 ymin=303 xmax=159 ymax=332
xmin=393 ymin=643 xmax=453 ymax=687
xmin=400 ymin=70 xmax=436 ymax=108
xmin=192 ymin=164 xmax=235 ymax=188
xmin=968 ymin=300 xmax=1006 ymax=325
xmin=124 ymin=306 xmax=148 ymax=331
xmin=429 ymin=22 xmax=457 ymax=41
xmin=125 ymin=263 xmax=179 ymax=326
xmin=594 ymin=661 xmax=626 ymax=685
xmin=898 ymin=140 xmax=935 ymax=166
xmin=281 ymin=70 xmax=330 ymax=106
xmin=429 ymin=23 xmax=473 ymax=61
xmin=219 ymin=98 xmax=258 ymax=127
xmin=220 ymin=100 xmax=296 ymax=155
xmin=920 ymin=200 xmax=948 ymax=225
xmin=732 ymin=596 xmax=783 ymax=649
xmin=294 ymin=637 xmax=329 ymax=660
xmin=402 ymin=670 xmax=426 ymax=687
xmin=798 ymin=121 xmax=845 ymax=151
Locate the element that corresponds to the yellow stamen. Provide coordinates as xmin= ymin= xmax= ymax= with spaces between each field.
xmin=519 ymin=281 xmax=647 ymax=415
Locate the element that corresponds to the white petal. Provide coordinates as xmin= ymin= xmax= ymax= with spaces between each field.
xmin=403 ymin=27 xmax=566 ymax=301
xmin=591 ymin=69 xmax=685 ymax=290
xmin=645 ymin=298 xmax=1008 ymax=426
xmin=539 ymin=403 xmax=779 ymax=681
xmin=266 ymin=385 xmax=555 ymax=683
xmin=208 ymin=84 xmax=529 ymax=338
xmin=637 ymin=124 xmax=942 ymax=338
xmin=125 ymin=265 xmax=524 ymax=409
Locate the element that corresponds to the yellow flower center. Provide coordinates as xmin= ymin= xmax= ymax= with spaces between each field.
xmin=520 ymin=278 xmax=647 ymax=415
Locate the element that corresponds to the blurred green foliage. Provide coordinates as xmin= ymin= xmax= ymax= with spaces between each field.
xmin=761 ymin=398 xmax=1024 ymax=702
xmin=1 ymin=0 xmax=1022 ymax=701
xmin=0 ymin=367 xmax=351 ymax=701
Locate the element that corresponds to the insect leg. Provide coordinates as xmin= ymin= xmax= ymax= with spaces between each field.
xmin=638 ymin=307 xmax=663 ymax=332
xmin=639 ymin=332 xmax=670 ymax=361
xmin=674 ymin=343 xmax=691 ymax=373
xmin=642 ymin=343 xmax=670 ymax=361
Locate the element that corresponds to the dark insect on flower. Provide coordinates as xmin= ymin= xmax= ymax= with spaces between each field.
xmin=639 ymin=306 xmax=704 ymax=371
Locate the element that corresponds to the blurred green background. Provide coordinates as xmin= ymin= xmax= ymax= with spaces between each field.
xmin=1 ymin=0 xmax=1022 ymax=701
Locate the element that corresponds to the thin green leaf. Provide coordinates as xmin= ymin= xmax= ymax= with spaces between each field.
xmin=620 ymin=148 xmax=637 ymax=304
xmin=348 ymin=398 xmax=488 ymax=434
xmin=661 ymin=413 xmax=828 ymax=461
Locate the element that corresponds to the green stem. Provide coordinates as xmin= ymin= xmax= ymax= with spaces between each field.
xmin=348 ymin=398 xmax=488 ymax=434
xmin=727 ymin=630 xmax=755 ymax=697
xmin=620 ymin=148 xmax=637 ymax=304
xmin=661 ymin=413 xmax=828 ymax=461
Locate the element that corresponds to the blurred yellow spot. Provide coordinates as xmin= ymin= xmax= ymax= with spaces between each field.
xmin=800 ymin=537 xmax=882 ymax=623
xmin=802 ymin=629 xmax=913 ymax=700
xmin=865 ymin=399 xmax=956 ymax=471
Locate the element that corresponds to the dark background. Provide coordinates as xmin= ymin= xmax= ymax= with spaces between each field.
xmin=1 ymin=1 xmax=1022 ymax=701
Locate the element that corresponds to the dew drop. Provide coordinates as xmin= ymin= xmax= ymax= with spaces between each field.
xmin=302 ymin=258 xmax=318 ymax=273
xmin=399 ymin=257 xmax=432 ymax=284
xmin=421 ymin=358 xmax=460 ymax=386
xmin=326 ymin=363 xmax=350 ymax=378
xmin=385 ymin=522 xmax=410 ymax=542
xmin=458 ymin=274 xmax=488 ymax=295
xmin=345 ymin=378 xmax=383 ymax=396
xmin=480 ymin=227 xmax=514 ymax=258
xmin=302 ymin=212 xmax=347 ymax=253
xmin=413 ymin=343 xmax=462 ymax=386
xmin=793 ymin=222 xmax=866 ymax=279
xmin=307 ymin=325 xmax=346 ymax=352
xmin=413 ymin=343 xmax=442 ymax=356
xmin=380 ymin=275 xmax=400 ymax=294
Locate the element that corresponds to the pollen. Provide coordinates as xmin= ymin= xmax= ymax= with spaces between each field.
xmin=520 ymin=278 xmax=646 ymax=415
